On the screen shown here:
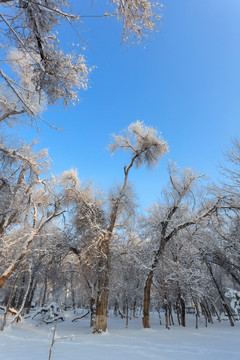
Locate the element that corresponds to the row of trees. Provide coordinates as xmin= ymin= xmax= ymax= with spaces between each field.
xmin=0 ymin=127 xmax=240 ymax=332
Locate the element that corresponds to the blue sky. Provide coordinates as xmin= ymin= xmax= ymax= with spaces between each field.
xmin=7 ymin=0 xmax=240 ymax=209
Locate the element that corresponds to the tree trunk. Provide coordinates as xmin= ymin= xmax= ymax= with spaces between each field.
xmin=90 ymin=297 xmax=96 ymax=328
xmin=180 ymin=296 xmax=186 ymax=327
xmin=93 ymin=277 xmax=109 ymax=333
xmin=142 ymin=270 xmax=153 ymax=328
xmin=70 ymin=272 xmax=76 ymax=310
xmin=126 ymin=297 xmax=129 ymax=328
xmin=201 ymin=302 xmax=208 ymax=327
xmin=204 ymin=299 xmax=213 ymax=324
xmin=11 ymin=269 xmax=32 ymax=324
xmin=164 ymin=304 xmax=170 ymax=329
xmin=26 ymin=280 xmax=37 ymax=314
xmin=206 ymin=262 xmax=234 ymax=327
xmin=41 ymin=276 xmax=48 ymax=307
xmin=93 ymin=234 xmax=110 ymax=334
xmin=0 ymin=274 xmax=19 ymax=331
xmin=158 ymin=308 xmax=162 ymax=326
xmin=168 ymin=302 xmax=174 ymax=326
xmin=176 ymin=300 xmax=181 ymax=326
xmin=213 ymin=303 xmax=221 ymax=322
xmin=195 ymin=313 xmax=198 ymax=329
xmin=16 ymin=273 xmax=26 ymax=309
xmin=192 ymin=297 xmax=200 ymax=329
xmin=93 ymin=153 xmax=138 ymax=333
xmin=132 ymin=300 xmax=137 ymax=318
xmin=0 ymin=252 xmax=26 ymax=289
xmin=114 ymin=301 xmax=119 ymax=317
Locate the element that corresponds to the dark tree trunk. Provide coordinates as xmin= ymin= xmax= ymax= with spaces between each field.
xmin=213 ymin=304 xmax=221 ymax=323
xmin=114 ymin=301 xmax=119 ymax=317
xmin=126 ymin=297 xmax=129 ymax=328
xmin=90 ymin=297 xmax=96 ymax=328
xmin=70 ymin=272 xmax=76 ymax=310
xmin=176 ymin=300 xmax=181 ymax=326
xmin=0 ymin=274 xmax=19 ymax=331
xmin=41 ymin=276 xmax=48 ymax=307
xmin=142 ymin=270 xmax=154 ymax=328
xmin=132 ymin=300 xmax=137 ymax=318
xmin=93 ymin=235 xmax=110 ymax=333
xmin=201 ymin=302 xmax=208 ymax=327
xmin=158 ymin=308 xmax=162 ymax=326
xmin=180 ymin=296 xmax=186 ymax=327
xmin=16 ymin=273 xmax=26 ymax=309
xmin=164 ymin=303 xmax=170 ymax=330
xmin=93 ymin=277 xmax=109 ymax=333
xmin=206 ymin=262 xmax=234 ymax=327
xmin=168 ymin=302 xmax=174 ymax=326
xmin=203 ymin=299 xmax=213 ymax=324
xmin=195 ymin=313 xmax=198 ymax=329
xmin=26 ymin=280 xmax=37 ymax=314
xmin=192 ymin=297 xmax=200 ymax=329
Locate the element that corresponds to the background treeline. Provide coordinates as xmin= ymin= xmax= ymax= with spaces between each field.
xmin=0 ymin=132 xmax=240 ymax=332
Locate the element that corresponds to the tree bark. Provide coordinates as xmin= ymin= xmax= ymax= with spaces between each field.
xmin=142 ymin=270 xmax=154 ymax=328
xmin=93 ymin=277 xmax=109 ymax=333
xmin=114 ymin=301 xmax=119 ymax=317
xmin=26 ymin=280 xmax=37 ymax=314
xmin=93 ymin=234 xmax=110 ymax=333
xmin=126 ymin=297 xmax=129 ymax=328
xmin=90 ymin=297 xmax=96 ymax=328
xmin=41 ymin=276 xmax=48 ymax=307
xmin=164 ymin=303 xmax=170 ymax=330
xmin=206 ymin=262 xmax=234 ymax=327
xmin=180 ymin=296 xmax=186 ymax=327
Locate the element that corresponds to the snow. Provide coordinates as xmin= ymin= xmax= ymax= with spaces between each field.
xmin=0 ymin=313 xmax=239 ymax=360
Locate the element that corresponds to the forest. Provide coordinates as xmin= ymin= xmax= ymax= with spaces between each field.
xmin=0 ymin=0 xmax=240 ymax=344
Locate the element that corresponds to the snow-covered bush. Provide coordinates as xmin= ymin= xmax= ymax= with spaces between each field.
xmin=225 ymin=288 xmax=240 ymax=320
xmin=32 ymin=302 xmax=65 ymax=324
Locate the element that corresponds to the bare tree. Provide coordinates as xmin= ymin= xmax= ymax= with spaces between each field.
xmin=91 ymin=121 xmax=168 ymax=333
xmin=62 ymin=121 xmax=168 ymax=333
xmin=0 ymin=139 xmax=71 ymax=290
xmin=140 ymin=164 xmax=221 ymax=328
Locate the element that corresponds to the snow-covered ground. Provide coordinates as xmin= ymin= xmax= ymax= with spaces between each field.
xmin=0 ymin=312 xmax=239 ymax=360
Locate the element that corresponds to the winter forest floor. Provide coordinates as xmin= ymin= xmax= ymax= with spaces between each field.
xmin=0 ymin=312 xmax=239 ymax=360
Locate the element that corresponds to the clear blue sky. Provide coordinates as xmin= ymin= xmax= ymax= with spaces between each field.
xmin=7 ymin=0 xmax=240 ymax=209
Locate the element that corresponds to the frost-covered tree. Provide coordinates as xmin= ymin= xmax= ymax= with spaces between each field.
xmin=90 ymin=121 xmax=168 ymax=333
xmin=109 ymin=229 xmax=145 ymax=325
xmin=0 ymin=1 xmax=89 ymax=125
xmin=0 ymin=0 xmax=161 ymax=127
xmin=0 ymin=139 xmax=73 ymax=290
xmin=195 ymin=138 xmax=240 ymax=323
xmin=61 ymin=121 xmax=168 ymax=333
xmin=225 ymin=288 xmax=240 ymax=320
xmin=220 ymin=137 xmax=240 ymax=200
xmin=140 ymin=164 xmax=221 ymax=328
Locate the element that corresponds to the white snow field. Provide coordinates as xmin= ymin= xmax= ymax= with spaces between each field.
xmin=0 ymin=312 xmax=239 ymax=360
